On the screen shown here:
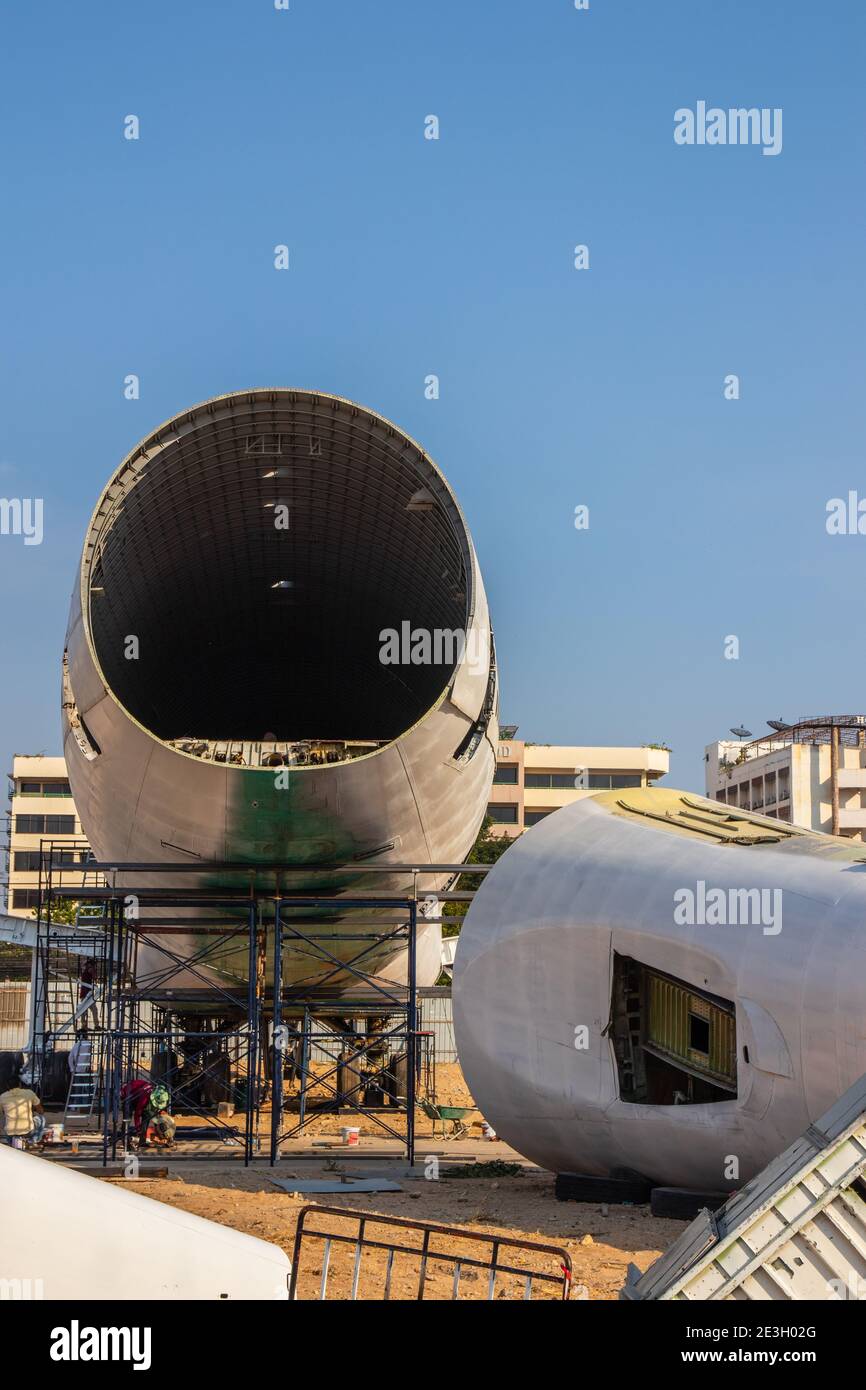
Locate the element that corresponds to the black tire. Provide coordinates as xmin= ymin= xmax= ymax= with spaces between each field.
xmin=554 ymin=1171 xmax=652 ymax=1204
xmin=650 ymin=1186 xmax=730 ymax=1221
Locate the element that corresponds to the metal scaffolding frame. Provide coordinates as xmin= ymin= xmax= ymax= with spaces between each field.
xmin=33 ymin=840 xmax=111 ymax=1105
xmin=99 ymin=901 xmax=262 ymax=1166
xmin=34 ymin=850 xmax=484 ymax=1167
xmin=270 ymin=895 xmax=424 ymax=1164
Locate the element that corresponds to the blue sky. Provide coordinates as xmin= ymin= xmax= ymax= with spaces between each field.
xmin=1 ymin=0 xmax=864 ymax=791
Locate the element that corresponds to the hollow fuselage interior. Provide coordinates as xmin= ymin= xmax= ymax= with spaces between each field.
xmin=87 ymin=397 xmax=469 ymax=746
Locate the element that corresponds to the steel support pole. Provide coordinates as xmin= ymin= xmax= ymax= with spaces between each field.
xmin=102 ymin=897 xmax=116 ymax=1168
xmin=407 ymin=901 xmax=417 ymax=1166
xmin=245 ymin=903 xmax=258 ymax=1167
xmin=298 ymin=1005 xmax=310 ymax=1134
xmin=270 ymin=901 xmax=282 ymax=1165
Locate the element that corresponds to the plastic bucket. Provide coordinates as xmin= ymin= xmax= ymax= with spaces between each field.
xmin=341 ymin=1126 xmax=360 ymax=1146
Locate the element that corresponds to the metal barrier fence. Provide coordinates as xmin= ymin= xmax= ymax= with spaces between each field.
xmin=289 ymin=1205 xmax=574 ymax=1301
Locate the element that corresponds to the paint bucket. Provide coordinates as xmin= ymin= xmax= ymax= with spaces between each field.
xmin=341 ymin=1126 xmax=360 ymax=1146
xmin=47 ymin=1124 xmax=64 ymax=1144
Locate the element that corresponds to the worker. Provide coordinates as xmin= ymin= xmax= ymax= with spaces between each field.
xmin=77 ymin=957 xmax=100 ymax=1028
xmin=0 ymin=1074 xmax=45 ymax=1149
xmin=120 ymin=1076 xmax=153 ymax=1147
xmin=142 ymin=1084 xmax=175 ymax=1147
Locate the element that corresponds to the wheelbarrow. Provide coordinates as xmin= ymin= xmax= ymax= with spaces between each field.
xmin=420 ymin=1098 xmax=470 ymax=1140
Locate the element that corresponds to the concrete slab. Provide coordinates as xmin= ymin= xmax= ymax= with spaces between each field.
xmin=267 ymin=1177 xmax=404 ymax=1194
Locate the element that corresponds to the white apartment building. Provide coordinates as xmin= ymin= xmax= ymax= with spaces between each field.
xmin=705 ymin=715 xmax=866 ymax=841
xmin=4 ymin=755 xmax=91 ymax=915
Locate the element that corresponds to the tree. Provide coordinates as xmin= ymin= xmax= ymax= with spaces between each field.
xmin=442 ymin=817 xmax=516 ymax=938
xmin=29 ymin=898 xmax=80 ymax=925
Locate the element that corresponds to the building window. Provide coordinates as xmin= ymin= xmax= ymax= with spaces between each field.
xmin=11 ymin=889 xmax=41 ymax=910
xmin=17 ymin=780 xmax=72 ymax=796
xmin=524 ymin=771 xmax=642 ymax=791
xmin=524 ymin=810 xmax=551 ymax=826
xmin=14 ymin=814 xmax=75 ymax=835
xmin=487 ymin=804 xmax=518 ymax=824
xmin=14 ymin=852 xmax=42 ymax=871
xmin=588 ymin=773 xmax=642 ymax=790
xmin=45 ymin=816 xmax=76 ymax=835
xmin=525 ymin=772 xmax=581 ymax=789
xmin=14 ymin=849 xmax=86 ymax=870
xmin=493 ymin=765 xmax=519 ymax=785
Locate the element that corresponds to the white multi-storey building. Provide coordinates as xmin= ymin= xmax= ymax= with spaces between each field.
xmin=705 ymin=715 xmax=866 ymax=841
xmin=3 ymin=755 xmax=91 ymax=915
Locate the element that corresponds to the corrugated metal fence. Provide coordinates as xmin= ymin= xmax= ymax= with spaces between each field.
xmin=0 ymin=977 xmax=85 ymax=1052
xmin=421 ymin=988 xmax=457 ymax=1063
xmin=0 ymin=980 xmax=30 ymax=1050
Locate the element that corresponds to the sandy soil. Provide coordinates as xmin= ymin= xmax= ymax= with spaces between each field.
xmin=73 ymin=1060 xmax=687 ymax=1298
xmin=116 ymin=1163 xmax=686 ymax=1300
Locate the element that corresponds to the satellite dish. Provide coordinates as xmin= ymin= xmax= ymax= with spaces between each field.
xmin=767 ymin=719 xmax=790 ymax=732
xmin=730 ymin=726 xmax=752 ymax=740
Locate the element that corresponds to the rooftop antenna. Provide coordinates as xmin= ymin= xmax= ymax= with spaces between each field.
xmin=730 ymin=725 xmax=751 ymax=741
xmin=767 ymin=719 xmax=790 ymax=732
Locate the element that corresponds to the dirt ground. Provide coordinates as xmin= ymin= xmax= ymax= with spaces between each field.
xmin=117 ymin=1165 xmax=685 ymax=1300
xmin=69 ymin=1060 xmax=688 ymax=1298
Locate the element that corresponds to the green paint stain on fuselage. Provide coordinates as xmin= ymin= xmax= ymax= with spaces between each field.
xmin=186 ymin=767 xmax=411 ymax=991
